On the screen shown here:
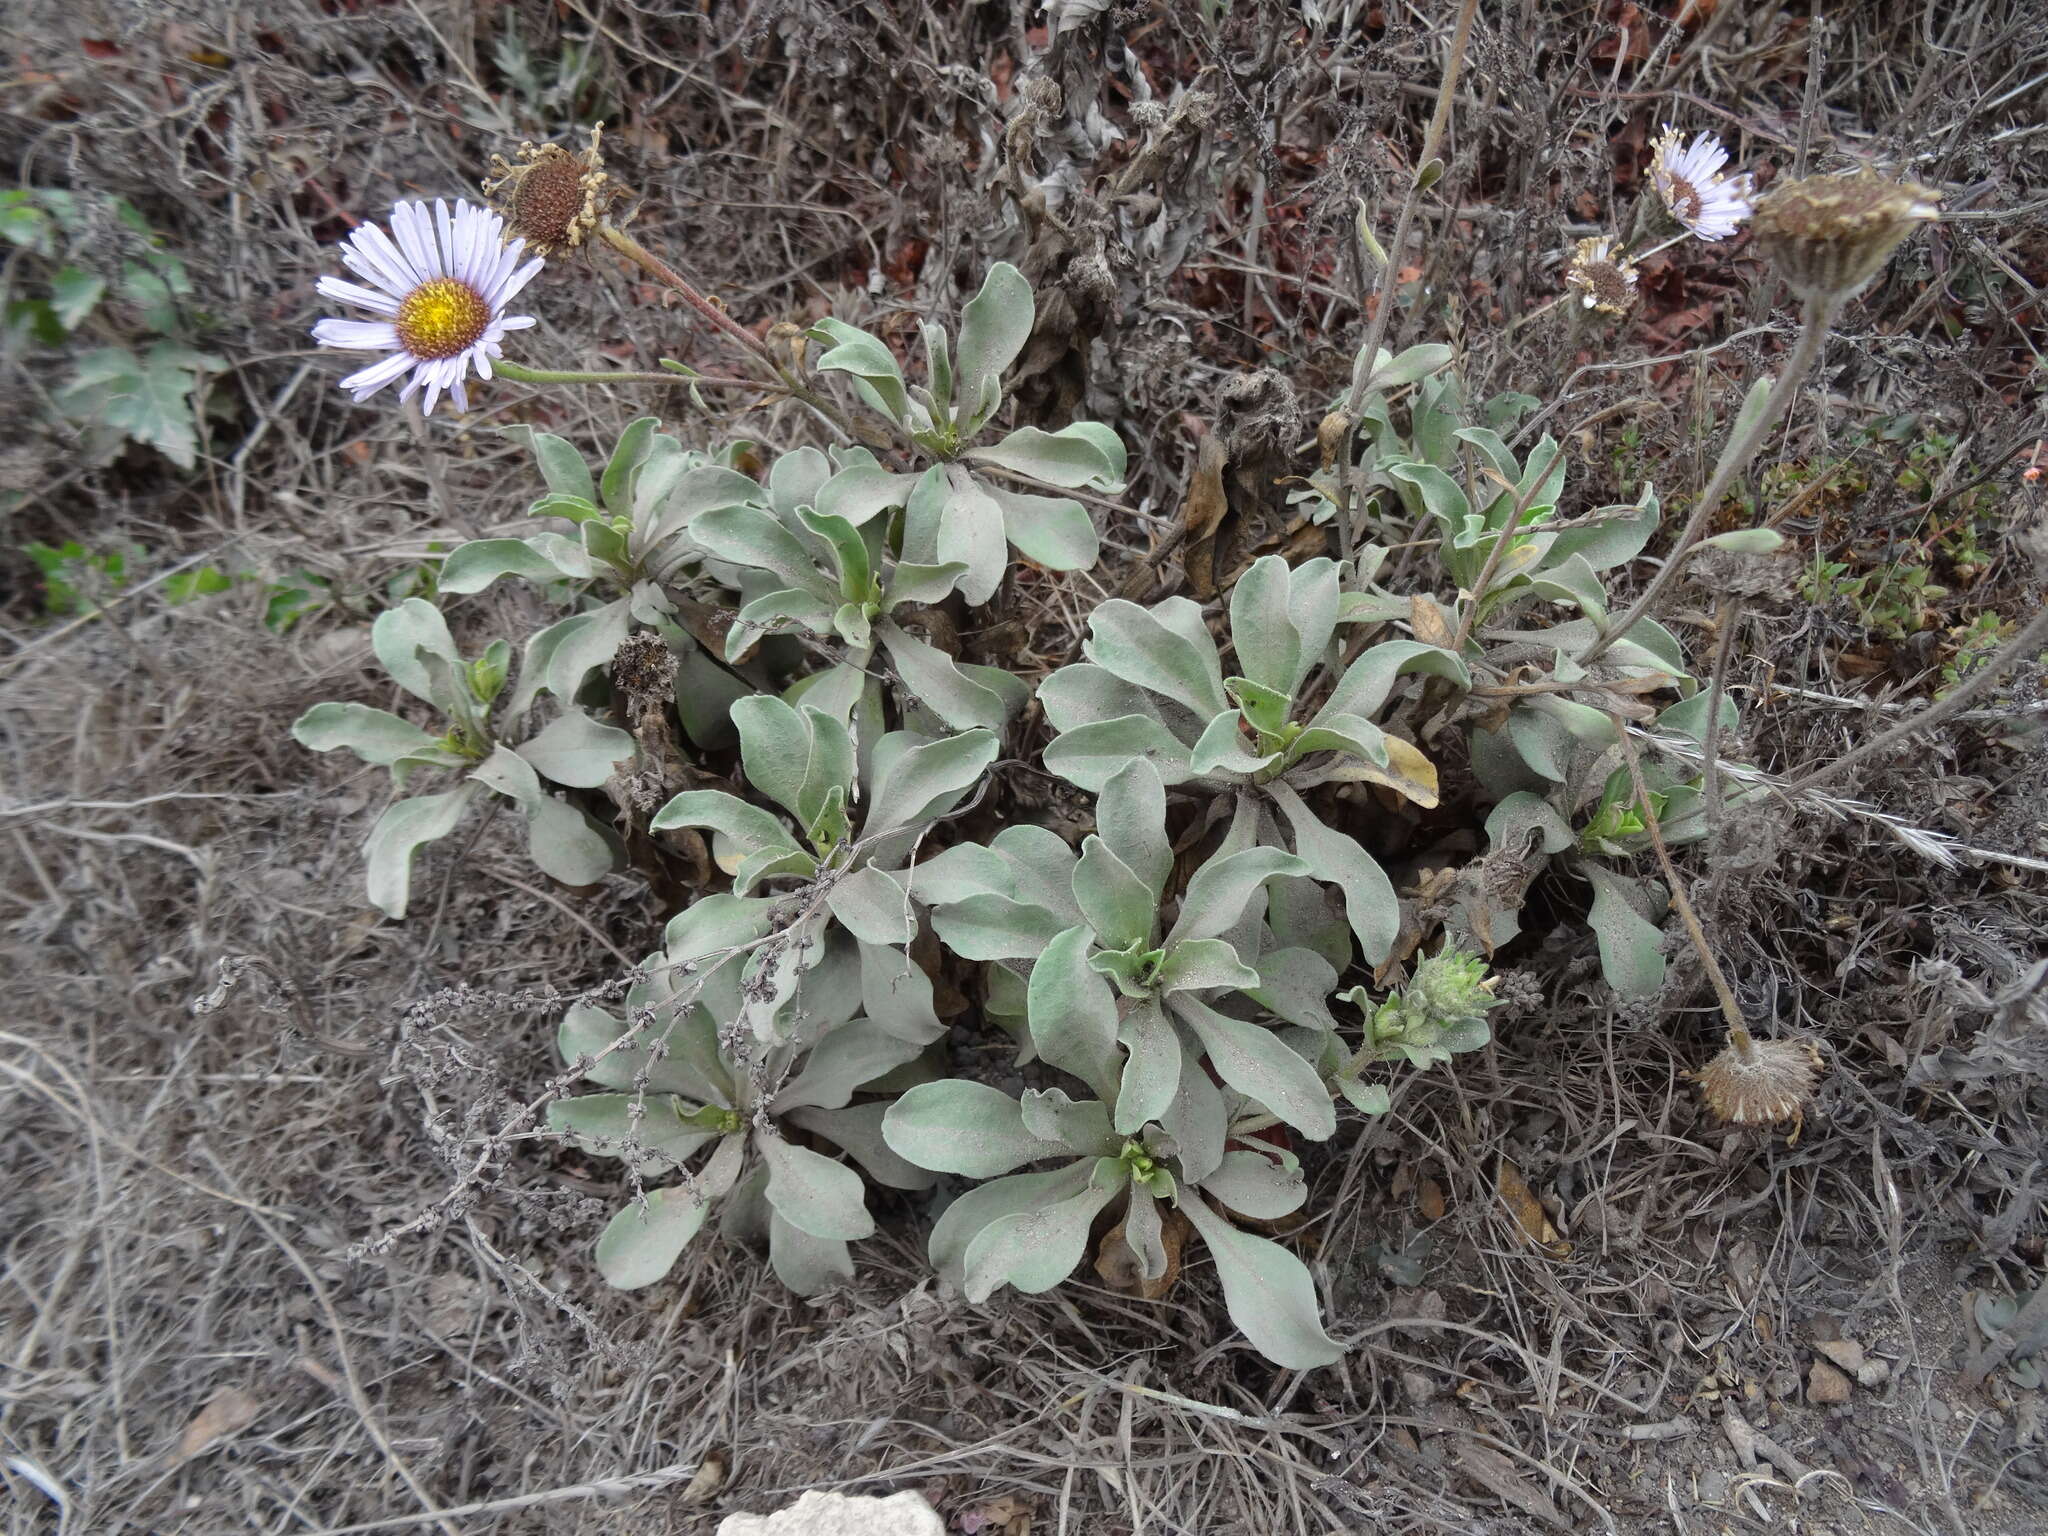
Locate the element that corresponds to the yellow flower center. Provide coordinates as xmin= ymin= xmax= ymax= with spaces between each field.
xmin=395 ymin=277 xmax=490 ymax=360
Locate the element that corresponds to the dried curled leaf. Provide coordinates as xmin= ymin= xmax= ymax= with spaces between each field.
xmin=1494 ymin=1157 xmax=1571 ymax=1259
xmin=177 ymin=1386 xmax=261 ymax=1462
xmin=1094 ymin=1206 xmax=1189 ymax=1299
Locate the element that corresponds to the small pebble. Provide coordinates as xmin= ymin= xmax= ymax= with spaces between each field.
xmin=1808 ymin=1359 xmax=1854 ymax=1404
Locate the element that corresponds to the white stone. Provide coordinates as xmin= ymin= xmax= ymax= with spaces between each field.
xmin=716 ymin=1489 xmax=944 ymax=1536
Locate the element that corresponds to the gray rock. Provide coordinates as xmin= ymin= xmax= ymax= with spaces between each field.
xmin=716 ymin=1489 xmax=944 ymax=1536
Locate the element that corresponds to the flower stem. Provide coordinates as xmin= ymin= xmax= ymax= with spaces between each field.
xmin=1613 ymin=722 xmax=1754 ymax=1057
xmin=1331 ymin=0 xmax=1481 ymax=576
xmin=495 ymin=358 xmax=766 ymax=389
xmin=595 ymin=224 xmax=777 ymax=366
xmin=592 ymin=222 xmax=885 ymax=452
xmin=1580 ymin=292 xmax=1840 ymax=668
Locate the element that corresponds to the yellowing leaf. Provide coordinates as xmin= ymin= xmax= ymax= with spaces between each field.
xmin=1324 ymin=735 xmax=1441 ymax=807
xmin=1494 ymin=1157 xmax=1571 ymax=1259
xmin=1408 ymin=592 xmax=1456 ymax=649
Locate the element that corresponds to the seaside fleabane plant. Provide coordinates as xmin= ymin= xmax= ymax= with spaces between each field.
xmin=689 ymin=444 xmax=1027 ymax=735
xmin=881 ymin=1077 xmax=1344 ymax=1369
xmin=1037 ymin=556 xmax=1466 ymax=964
xmin=913 ymin=759 xmax=1340 ymax=1156
xmin=1648 ymin=126 xmax=1754 ymax=242
xmin=291 ymin=598 xmax=630 ymax=916
xmin=439 ymin=417 xmax=762 ymax=737
xmin=805 ymin=263 xmax=1126 ymax=604
xmin=649 ymin=700 xmax=1000 ymax=1044
xmin=311 ymin=198 xmax=542 ymax=415
xmin=552 ymin=898 xmax=940 ymax=1294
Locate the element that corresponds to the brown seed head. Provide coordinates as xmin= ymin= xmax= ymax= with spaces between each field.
xmin=1750 ymin=172 xmax=1939 ymax=300
xmin=1564 ymin=236 xmax=1640 ymax=317
xmin=1695 ymin=1035 xmax=1822 ymax=1125
xmin=481 ymin=123 xmax=622 ymax=257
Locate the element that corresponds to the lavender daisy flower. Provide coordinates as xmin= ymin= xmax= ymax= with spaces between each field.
xmin=311 ymin=199 xmax=542 ymax=416
xmin=1649 ymin=126 xmax=1755 ymax=242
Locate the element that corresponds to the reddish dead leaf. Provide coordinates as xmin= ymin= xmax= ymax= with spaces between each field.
xmin=1645 ymin=301 xmax=1716 ymax=346
xmin=82 ymin=38 xmax=121 ymax=58
xmin=1591 ymin=4 xmax=1653 ymax=67
xmin=1094 ymin=1208 xmax=1189 ymax=1299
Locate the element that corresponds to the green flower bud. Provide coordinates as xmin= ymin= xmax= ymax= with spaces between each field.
xmin=468 ymin=638 xmax=511 ymax=705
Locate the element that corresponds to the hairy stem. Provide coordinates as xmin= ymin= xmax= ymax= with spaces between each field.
xmin=593 ymin=222 xmax=883 ymax=450
xmin=1613 ymin=723 xmax=1754 ymax=1056
xmin=1581 ymin=293 xmax=1840 ymax=667
xmin=1701 ymin=596 xmax=1742 ymax=830
xmin=596 ymin=224 xmax=777 ymax=365
xmin=495 ymin=359 xmax=764 ymax=389
xmin=1332 ymin=0 xmax=1481 ymax=573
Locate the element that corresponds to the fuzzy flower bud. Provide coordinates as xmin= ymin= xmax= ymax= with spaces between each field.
xmin=1750 ymin=171 xmax=1939 ymax=301
xmin=1345 ymin=947 xmax=1498 ymax=1072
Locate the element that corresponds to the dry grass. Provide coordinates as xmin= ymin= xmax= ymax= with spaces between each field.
xmin=3 ymin=2 xmax=2045 ymax=1532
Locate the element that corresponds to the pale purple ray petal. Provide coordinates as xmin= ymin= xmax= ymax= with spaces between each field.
xmin=433 ymin=199 xmax=456 ymax=277
xmin=312 ymin=318 xmax=400 ymax=350
xmin=488 ymin=255 xmax=545 ymax=310
xmin=342 ymin=224 xmax=419 ymax=296
xmin=390 ymin=202 xmax=435 ymax=282
xmin=340 ymin=350 xmax=415 ymax=397
xmin=316 ymin=275 xmax=401 ymax=315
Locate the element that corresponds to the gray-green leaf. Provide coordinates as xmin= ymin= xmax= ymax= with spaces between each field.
xmin=758 ymin=1134 xmax=876 ymax=1242
xmin=951 ymin=262 xmax=1034 ymax=434
xmin=882 ymin=1080 xmax=1070 ymax=1178
xmin=363 ymin=784 xmax=478 ymax=917
xmin=961 ymin=1176 xmax=1123 ymax=1300
xmin=516 ymin=709 xmax=634 ymax=789
xmin=1179 ymin=1194 xmax=1343 ymax=1369
xmin=1025 ymin=926 xmax=1125 ymax=1103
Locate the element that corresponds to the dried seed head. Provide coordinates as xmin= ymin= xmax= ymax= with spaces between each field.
xmin=1695 ymin=1035 xmax=1822 ymax=1125
xmin=1750 ymin=172 xmax=1940 ymax=301
xmin=1565 ymin=236 xmax=1640 ymax=316
xmin=481 ymin=123 xmax=623 ymax=257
